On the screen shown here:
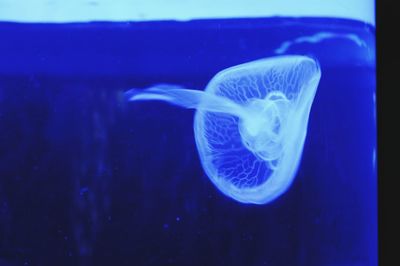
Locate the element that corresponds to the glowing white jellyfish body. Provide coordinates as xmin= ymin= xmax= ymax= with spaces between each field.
xmin=126 ymin=55 xmax=321 ymax=204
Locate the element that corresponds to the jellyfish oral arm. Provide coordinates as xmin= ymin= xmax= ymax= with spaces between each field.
xmin=126 ymin=83 xmax=294 ymax=164
xmin=125 ymin=84 xmax=246 ymax=118
xmin=237 ymin=95 xmax=292 ymax=161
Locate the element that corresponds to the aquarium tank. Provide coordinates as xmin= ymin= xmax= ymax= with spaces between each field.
xmin=0 ymin=1 xmax=376 ymax=265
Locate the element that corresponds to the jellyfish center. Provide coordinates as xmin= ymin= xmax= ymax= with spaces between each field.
xmin=238 ymin=92 xmax=290 ymax=161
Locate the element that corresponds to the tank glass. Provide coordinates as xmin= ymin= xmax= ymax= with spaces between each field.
xmin=0 ymin=1 xmax=376 ymax=265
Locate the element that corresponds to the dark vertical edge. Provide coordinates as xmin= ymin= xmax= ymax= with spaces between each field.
xmin=376 ymin=0 xmax=397 ymax=265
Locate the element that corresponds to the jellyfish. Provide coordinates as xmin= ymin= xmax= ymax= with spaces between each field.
xmin=125 ymin=55 xmax=321 ymax=204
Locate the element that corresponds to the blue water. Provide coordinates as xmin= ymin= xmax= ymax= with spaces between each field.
xmin=0 ymin=18 xmax=376 ymax=266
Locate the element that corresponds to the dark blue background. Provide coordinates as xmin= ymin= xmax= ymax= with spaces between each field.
xmin=0 ymin=18 xmax=376 ymax=266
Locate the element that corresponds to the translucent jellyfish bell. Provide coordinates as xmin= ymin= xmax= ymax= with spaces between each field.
xmin=126 ymin=55 xmax=321 ymax=204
